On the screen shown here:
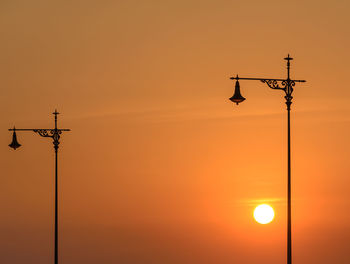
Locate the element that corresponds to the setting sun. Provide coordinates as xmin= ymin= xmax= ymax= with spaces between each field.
xmin=254 ymin=204 xmax=275 ymax=224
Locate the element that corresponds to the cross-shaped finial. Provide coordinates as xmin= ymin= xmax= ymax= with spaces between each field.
xmin=53 ymin=109 xmax=60 ymax=116
xmin=284 ymin=54 xmax=293 ymax=61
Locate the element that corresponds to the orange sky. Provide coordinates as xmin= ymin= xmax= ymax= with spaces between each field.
xmin=1 ymin=1 xmax=349 ymax=263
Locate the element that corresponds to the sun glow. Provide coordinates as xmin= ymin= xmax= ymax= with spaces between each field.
xmin=254 ymin=204 xmax=275 ymax=224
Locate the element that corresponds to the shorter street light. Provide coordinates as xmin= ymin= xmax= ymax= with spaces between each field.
xmin=8 ymin=110 xmax=70 ymax=264
xmin=228 ymin=55 xmax=306 ymax=264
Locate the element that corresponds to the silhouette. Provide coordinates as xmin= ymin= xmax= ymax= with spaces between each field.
xmin=8 ymin=128 xmax=21 ymax=150
xmin=228 ymin=55 xmax=306 ymax=264
xmin=8 ymin=110 xmax=70 ymax=264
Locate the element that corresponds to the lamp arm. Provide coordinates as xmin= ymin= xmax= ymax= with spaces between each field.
xmin=230 ymin=76 xmax=305 ymax=93
xmin=8 ymin=128 xmax=70 ymax=148
xmin=9 ymin=128 xmax=70 ymax=136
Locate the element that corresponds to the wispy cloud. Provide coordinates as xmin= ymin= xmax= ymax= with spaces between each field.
xmin=64 ymin=99 xmax=350 ymax=125
xmin=235 ymin=198 xmax=285 ymax=206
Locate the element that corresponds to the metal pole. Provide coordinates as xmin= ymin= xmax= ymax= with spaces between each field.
xmin=287 ymin=100 xmax=292 ymax=264
xmin=55 ymin=146 xmax=58 ymax=264
xmin=285 ymin=55 xmax=292 ymax=264
xmin=53 ymin=110 xmax=59 ymax=264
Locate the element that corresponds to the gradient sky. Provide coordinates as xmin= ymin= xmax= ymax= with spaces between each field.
xmin=1 ymin=0 xmax=349 ymax=263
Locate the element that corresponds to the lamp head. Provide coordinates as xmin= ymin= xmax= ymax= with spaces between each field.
xmin=9 ymin=128 xmax=21 ymax=150
xmin=229 ymin=80 xmax=246 ymax=105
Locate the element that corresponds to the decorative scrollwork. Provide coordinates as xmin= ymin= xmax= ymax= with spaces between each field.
xmin=34 ymin=129 xmax=52 ymax=138
xmin=53 ymin=130 xmax=61 ymax=149
xmin=49 ymin=129 xmax=61 ymax=136
xmin=283 ymin=80 xmax=294 ymax=98
xmin=33 ymin=129 xmax=63 ymax=149
xmin=261 ymin=79 xmax=286 ymax=90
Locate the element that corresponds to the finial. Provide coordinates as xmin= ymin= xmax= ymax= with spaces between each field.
xmin=284 ymin=54 xmax=293 ymax=61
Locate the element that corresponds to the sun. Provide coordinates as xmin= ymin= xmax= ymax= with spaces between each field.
xmin=254 ymin=204 xmax=275 ymax=224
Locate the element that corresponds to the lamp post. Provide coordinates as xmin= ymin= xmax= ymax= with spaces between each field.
xmin=228 ymin=55 xmax=305 ymax=264
xmin=8 ymin=110 xmax=70 ymax=264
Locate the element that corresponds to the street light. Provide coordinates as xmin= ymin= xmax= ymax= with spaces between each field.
xmin=229 ymin=55 xmax=306 ymax=264
xmin=8 ymin=110 xmax=70 ymax=264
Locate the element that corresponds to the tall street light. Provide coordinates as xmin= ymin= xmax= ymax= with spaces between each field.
xmin=228 ymin=55 xmax=306 ymax=264
xmin=8 ymin=110 xmax=70 ymax=264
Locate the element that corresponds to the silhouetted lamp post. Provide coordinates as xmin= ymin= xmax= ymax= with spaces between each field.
xmin=229 ymin=55 xmax=305 ymax=264
xmin=8 ymin=110 xmax=70 ymax=264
